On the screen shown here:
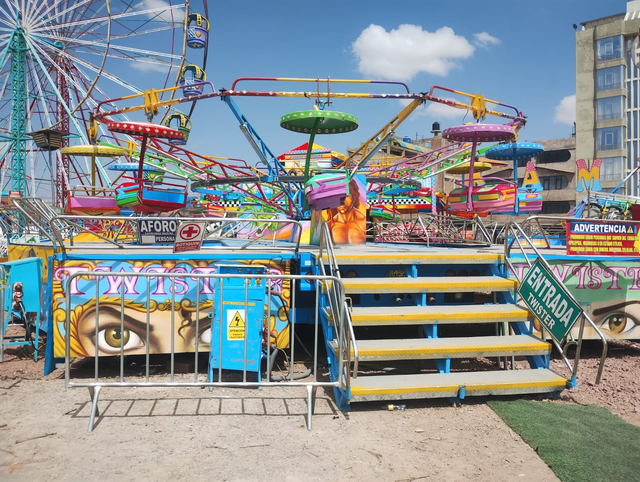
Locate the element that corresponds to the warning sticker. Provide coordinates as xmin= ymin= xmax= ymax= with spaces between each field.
xmin=227 ymin=310 xmax=245 ymax=340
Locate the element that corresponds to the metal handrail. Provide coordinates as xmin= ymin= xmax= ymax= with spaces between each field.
xmin=10 ymin=198 xmax=64 ymax=246
xmin=48 ymin=215 xmax=303 ymax=255
xmin=317 ymin=222 xmax=359 ymax=387
xmin=503 ymin=219 xmax=608 ymax=384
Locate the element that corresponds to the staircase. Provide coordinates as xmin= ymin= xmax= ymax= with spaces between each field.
xmin=319 ymin=246 xmax=568 ymax=409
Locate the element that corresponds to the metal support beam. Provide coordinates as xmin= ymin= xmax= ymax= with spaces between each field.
xmin=10 ymin=30 xmax=27 ymax=195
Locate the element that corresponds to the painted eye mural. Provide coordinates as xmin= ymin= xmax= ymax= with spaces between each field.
xmin=592 ymin=301 xmax=640 ymax=338
xmin=52 ymin=259 xmax=292 ymax=357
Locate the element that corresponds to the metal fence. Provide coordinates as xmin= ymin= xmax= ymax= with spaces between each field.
xmin=368 ymin=212 xmax=494 ymax=246
xmin=1 ymin=198 xmax=305 ymax=254
xmin=64 ymin=269 xmax=348 ymax=432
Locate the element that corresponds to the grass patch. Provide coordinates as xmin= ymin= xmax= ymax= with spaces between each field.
xmin=488 ymin=400 xmax=640 ymax=482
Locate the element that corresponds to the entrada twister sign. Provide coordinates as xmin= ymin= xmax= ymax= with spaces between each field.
xmin=518 ymin=259 xmax=582 ymax=344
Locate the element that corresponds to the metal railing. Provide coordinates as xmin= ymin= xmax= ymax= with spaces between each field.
xmin=317 ymin=222 xmax=358 ymax=390
xmin=64 ymin=270 xmax=344 ymax=432
xmin=39 ymin=215 xmax=303 ymax=254
xmin=1 ymin=200 xmax=304 ymax=255
xmin=5 ymin=198 xmax=62 ymax=244
xmin=503 ymin=219 xmax=608 ymax=384
xmin=368 ymin=212 xmax=493 ymax=247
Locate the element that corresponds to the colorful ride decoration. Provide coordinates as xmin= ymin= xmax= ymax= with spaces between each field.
xmin=179 ymin=64 xmax=206 ymax=96
xmin=447 ymin=160 xmax=543 ymax=215
xmin=65 ymin=186 xmax=120 ymax=216
xmin=279 ymin=109 xmax=358 ymax=211
xmin=485 ymin=142 xmax=544 ymax=214
xmin=277 ymin=142 xmax=347 ymax=175
xmin=369 ymin=204 xmax=400 ymax=221
xmin=303 ymin=172 xmax=348 ymax=211
xmin=570 ymin=158 xmax=640 ymax=220
xmin=186 ymin=13 xmax=209 ymax=49
xmin=60 ymin=144 xmax=128 ymax=215
xmin=442 ymin=124 xmax=516 ymax=211
xmin=164 ymin=113 xmax=192 ymax=145
xmin=446 ymin=158 xmax=513 ymax=214
xmin=575 ymin=158 xmax=603 ymax=192
xmin=310 ymin=174 xmax=367 ymax=245
xmin=109 ymin=163 xmax=165 ymax=182
xmin=448 ymin=176 xmax=517 ymax=214
xmin=498 ymin=160 xmax=544 ymax=215
xmin=104 ymin=120 xmax=188 ymax=213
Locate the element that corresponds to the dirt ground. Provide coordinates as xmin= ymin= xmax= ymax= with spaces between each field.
xmin=0 ymin=337 xmax=638 ymax=481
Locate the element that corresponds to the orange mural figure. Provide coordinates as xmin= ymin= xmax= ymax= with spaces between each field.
xmin=327 ymin=179 xmax=366 ymax=244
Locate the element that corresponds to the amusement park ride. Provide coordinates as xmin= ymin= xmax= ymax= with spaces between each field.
xmin=0 ymin=0 xmax=543 ymax=221
xmin=0 ymin=3 xmax=624 ymax=433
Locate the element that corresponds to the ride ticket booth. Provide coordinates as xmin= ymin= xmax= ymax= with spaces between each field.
xmin=208 ymin=265 xmax=267 ymax=382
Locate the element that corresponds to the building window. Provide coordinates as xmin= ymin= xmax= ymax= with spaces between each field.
xmin=596 ymin=65 xmax=624 ymax=91
xmin=536 ymin=149 xmax=571 ymax=164
xmin=596 ymin=126 xmax=623 ymax=151
xmin=541 ymin=201 xmax=570 ymax=214
xmin=596 ymin=36 xmax=623 ymax=62
xmin=600 ymin=156 xmax=624 ymax=181
xmin=540 ymin=175 xmax=568 ymax=190
xmin=596 ymin=96 xmax=623 ymax=121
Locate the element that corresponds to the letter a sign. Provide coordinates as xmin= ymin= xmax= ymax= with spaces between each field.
xmin=518 ymin=259 xmax=582 ymax=344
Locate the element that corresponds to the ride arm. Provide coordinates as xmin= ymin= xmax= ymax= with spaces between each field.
xmin=338 ymin=98 xmax=425 ymax=174
xmin=221 ymin=94 xmax=303 ymax=218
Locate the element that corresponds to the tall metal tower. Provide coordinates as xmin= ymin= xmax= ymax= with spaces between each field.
xmin=9 ymin=25 xmax=27 ymax=196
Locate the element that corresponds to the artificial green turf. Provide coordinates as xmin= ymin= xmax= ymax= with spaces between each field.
xmin=488 ymin=400 xmax=640 ymax=482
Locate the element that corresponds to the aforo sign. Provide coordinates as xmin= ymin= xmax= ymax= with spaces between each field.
xmin=567 ymin=221 xmax=639 ymax=256
xmin=173 ymin=222 xmax=206 ymax=253
xmin=137 ymin=219 xmax=177 ymax=244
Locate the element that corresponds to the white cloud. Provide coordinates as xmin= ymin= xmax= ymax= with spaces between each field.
xmin=473 ymin=32 xmax=501 ymax=49
xmin=145 ymin=0 xmax=183 ymax=23
xmin=424 ymin=100 xmax=468 ymax=119
xmin=351 ymin=24 xmax=475 ymax=81
xmin=399 ymin=98 xmax=470 ymax=120
xmin=555 ymin=95 xmax=575 ymax=125
xmin=131 ymin=62 xmax=174 ymax=74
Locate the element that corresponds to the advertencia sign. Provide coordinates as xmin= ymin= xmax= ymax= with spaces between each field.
xmin=567 ymin=221 xmax=639 ymax=256
xmin=518 ymin=259 xmax=582 ymax=344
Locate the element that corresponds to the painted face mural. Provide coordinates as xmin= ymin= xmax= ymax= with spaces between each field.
xmin=511 ymin=260 xmax=640 ymax=340
xmin=310 ymin=174 xmax=367 ymax=245
xmin=52 ymin=259 xmax=291 ymax=357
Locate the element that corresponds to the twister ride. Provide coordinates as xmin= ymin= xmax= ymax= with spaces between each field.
xmin=3 ymin=3 xmax=632 ymax=434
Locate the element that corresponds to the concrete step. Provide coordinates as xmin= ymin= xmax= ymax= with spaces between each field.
xmin=334 ymin=335 xmax=550 ymax=361
xmin=349 ymin=368 xmax=567 ymax=402
xmin=341 ymin=276 xmax=517 ymax=294
xmin=349 ymin=304 xmax=533 ymax=326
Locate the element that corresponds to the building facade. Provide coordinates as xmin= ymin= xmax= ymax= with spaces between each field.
xmin=576 ymin=0 xmax=640 ymax=201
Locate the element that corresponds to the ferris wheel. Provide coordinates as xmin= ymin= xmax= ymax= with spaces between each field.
xmin=0 ymin=0 xmax=208 ymax=206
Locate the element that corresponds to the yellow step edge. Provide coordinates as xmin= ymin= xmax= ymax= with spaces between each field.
xmin=321 ymin=253 xmax=504 ymax=264
xmin=343 ymin=342 xmax=550 ymax=358
xmin=350 ymin=310 xmax=531 ymax=324
xmin=350 ymin=377 xmax=567 ymax=397
xmin=342 ymin=278 xmax=518 ymax=293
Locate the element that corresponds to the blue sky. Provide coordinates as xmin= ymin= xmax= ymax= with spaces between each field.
xmin=5 ymin=0 xmax=626 ymax=195
xmin=151 ymin=0 xmax=620 ymax=166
